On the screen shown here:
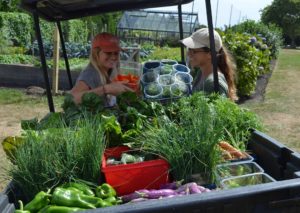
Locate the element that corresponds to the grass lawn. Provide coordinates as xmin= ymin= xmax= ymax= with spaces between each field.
xmin=243 ymin=49 xmax=300 ymax=152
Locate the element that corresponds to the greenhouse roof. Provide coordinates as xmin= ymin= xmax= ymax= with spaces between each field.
xmin=117 ymin=10 xmax=199 ymax=33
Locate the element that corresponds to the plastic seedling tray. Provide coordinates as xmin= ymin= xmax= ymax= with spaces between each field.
xmin=216 ymin=162 xmax=264 ymax=185
xmin=221 ymin=151 xmax=254 ymax=163
xmin=220 ymin=173 xmax=276 ymax=189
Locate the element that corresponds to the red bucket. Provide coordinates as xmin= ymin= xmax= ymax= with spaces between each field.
xmin=102 ymin=146 xmax=170 ymax=196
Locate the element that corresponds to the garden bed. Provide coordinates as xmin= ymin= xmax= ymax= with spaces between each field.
xmin=0 ymin=64 xmax=78 ymax=89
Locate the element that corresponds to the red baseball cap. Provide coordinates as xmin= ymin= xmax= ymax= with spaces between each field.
xmin=92 ymin=32 xmax=121 ymax=52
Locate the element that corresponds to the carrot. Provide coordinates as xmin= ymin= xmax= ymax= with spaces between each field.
xmin=218 ymin=141 xmax=237 ymax=152
xmin=221 ymin=149 xmax=233 ymax=160
xmin=218 ymin=141 xmax=246 ymax=159
xmin=230 ymin=150 xmax=247 ymax=159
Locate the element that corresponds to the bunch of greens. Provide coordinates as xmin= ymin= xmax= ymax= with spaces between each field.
xmin=134 ymin=92 xmax=263 ymax=182
xmin=134 ymin=93 xmax=224 ymax=182
xmin=210 ymin=95 xmax=263 ymax=150
xmin=9 ymin=114 xmax=106 ymax=199
xmin=21 ymin=93 xmax=106 ymax=131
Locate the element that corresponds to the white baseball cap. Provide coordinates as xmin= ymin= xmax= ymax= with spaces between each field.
xmin=181 ymin=28 xmax=223 ymax=52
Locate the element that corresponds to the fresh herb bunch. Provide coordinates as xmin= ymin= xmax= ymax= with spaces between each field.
xmin=9 ymin=114 xmax=106 ymax=199
xmin=210 ymin=95 xmax=264 ymax=150
xmin=135 ymin=93 xmax=224 ymax=182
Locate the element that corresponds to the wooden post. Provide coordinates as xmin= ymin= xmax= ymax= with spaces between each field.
xmin=52 ymin=24 xmax=60 ymax=94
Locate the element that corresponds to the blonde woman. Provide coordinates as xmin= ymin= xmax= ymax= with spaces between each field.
xmin=181 ymin=28 xmax=237 ymax=101
xmin=71 ymin=32 xmax=133 ymax=105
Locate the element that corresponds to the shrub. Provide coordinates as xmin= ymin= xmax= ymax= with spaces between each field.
xmin=0 ymin=30 xmax=12 ymax=54
xmin=230 ymin=20 xmax=283 ymax=59
xmin=0 ymin=54 xmax=38 ymax=65
xmin=67 ymin=19 xmax=89 ymax=44
xmin=0 ymin=12 xmax=32 ymax=47
xmin=222 ymin=31 xmax=271 ymax=97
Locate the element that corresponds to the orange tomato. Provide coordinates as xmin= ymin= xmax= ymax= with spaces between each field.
xmin=113 ymin=74 xmax=140 ymax=92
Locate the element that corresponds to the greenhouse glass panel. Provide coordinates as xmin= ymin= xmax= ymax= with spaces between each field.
xmin=117 ymin=10 xmax=199 ymax=45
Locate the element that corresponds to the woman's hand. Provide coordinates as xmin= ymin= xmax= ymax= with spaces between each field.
xmin=104 ymin=81 xmax=134 ymax=96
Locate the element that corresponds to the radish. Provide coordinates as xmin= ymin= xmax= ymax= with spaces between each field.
xmin=121 ymin=191 xmax=146 ymax=202
xmin=175 ymin=182 xmax=198 ymax=194
xmin=189 ymin=183 xmax=202 ymax=194
xmin=197 ymin=185 xmax=206 ymax=192
xmin=144 ymin=189 xmax=177 ymax=199
xmin=160 ymin=180 xmax=184 ymax=190
xmin=129 ymin=198 xmax=149 ymax=203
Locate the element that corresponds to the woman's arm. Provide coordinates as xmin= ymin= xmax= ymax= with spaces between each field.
xmin=70 ymin=81 xmax=103 ymax=104
xmin=71 ymin=80 xmax=133 ymax=104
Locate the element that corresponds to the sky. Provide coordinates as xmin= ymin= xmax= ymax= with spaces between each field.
xmin=150 ymin=0 xmax=273 ymax=29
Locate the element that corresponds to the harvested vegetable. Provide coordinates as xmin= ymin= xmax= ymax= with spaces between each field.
xmin=51 ymin=187 xmax=103 ymax=209
xmin=62 ymin=182 xmax=95 ymax=197
xmin=24 ymin=190 xmax=51 ymax=212
xmin=160 ymin=180 xmax=184 ymax=190
xmin=95 ymin=183 xmax=117 ymax=199
xmin=218 ymin=141 xmax=247 ymax=160
xmin=121 ymin=182 xmax=212 ymax=203
xmin=15 ymin=201 xmax=30 ymax=213
xmin=37 ymin=205 xmax=85 ymax=213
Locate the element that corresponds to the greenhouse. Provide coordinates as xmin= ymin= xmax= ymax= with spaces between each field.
xmin=117 ymin=10 xmax=200 ymax=45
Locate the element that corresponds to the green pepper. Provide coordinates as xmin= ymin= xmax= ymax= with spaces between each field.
xmin=100 ymin=200 xmax=113 ymax=208
xmin=37 ymin=205 xmax=85 ymax=213
xmin=62 ymin=182 xmax=95 ymax=196
xmin=95 ymin=183 xmax=116 ymax=199
xmin=104 ymin=196 xmax=122 ymax=205
xmin=65 ymin=187 xmax=85 ymax=195
xmin=51 ymin=187 xmax=103 ymax=209
xmin=15 ymin=200 xmax=30 ymax=213
xmin=24 ymin=190 xmax=51 ymax=213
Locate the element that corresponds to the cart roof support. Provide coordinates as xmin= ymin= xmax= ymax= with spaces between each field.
xmin=33 ymin=12 xmax=55 ymax=112
xmin=205 ymin=0 xmax=219 ymax=93
xmin=56 ymin=21 xmax=73 ymax=89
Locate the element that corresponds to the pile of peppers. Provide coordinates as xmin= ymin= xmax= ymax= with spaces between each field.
xmin=15 ymin=182 xmax=120 ymax=213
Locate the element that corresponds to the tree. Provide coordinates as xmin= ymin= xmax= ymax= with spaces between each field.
xmin=261 ymin=0 xmax=300 ymax=48
xmin=0 ymin=0 xmax=21 ymax=12
xmin=82 ymin=12 xmax=122 ymax=42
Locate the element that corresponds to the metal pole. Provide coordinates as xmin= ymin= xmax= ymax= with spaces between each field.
xmin=229 ymin=4 xmax=233 ymax=28
xmin=205 ymin=0 xmax=219 ymax=93
xmin=56 ymin=21 xmax=73 ymax=89
xmin=215 ymin=0 xmax=219 ymax=28
xmin=33 ymin=13 xmax=55 ymax=112
xmin=178 ymin=4 xmax=185 ymax=63
xmin=189 ymin=0 xmax=195 ymax=33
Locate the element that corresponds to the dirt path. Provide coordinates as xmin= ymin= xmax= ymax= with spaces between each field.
xmin=0 ymin=104 xmax=49 ymax=191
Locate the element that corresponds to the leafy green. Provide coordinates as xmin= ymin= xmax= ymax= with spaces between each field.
xmin=211 ymin=96 xmax=263 ymax=150
xmin=80 ymin=93 xmax=105 ymax=113
xmin=133 ymin=92 xmax=263 ymax=182
xmin=21 ymin=118 xmax=39 ymax=130
xmin=134 ymin=93 xmax=223 ymax=182
xmin=10 ymin=115 xmax=106 ymax=199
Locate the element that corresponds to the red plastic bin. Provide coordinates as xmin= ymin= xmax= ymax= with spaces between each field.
xmin=102 ymin=146 xmax=170 ymax=196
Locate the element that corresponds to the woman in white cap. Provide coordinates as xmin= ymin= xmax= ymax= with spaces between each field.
xmin=71 ymin=32 xmax=133 ymax=104
xmin=181 ymin=28 xmax=237 ymax=101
